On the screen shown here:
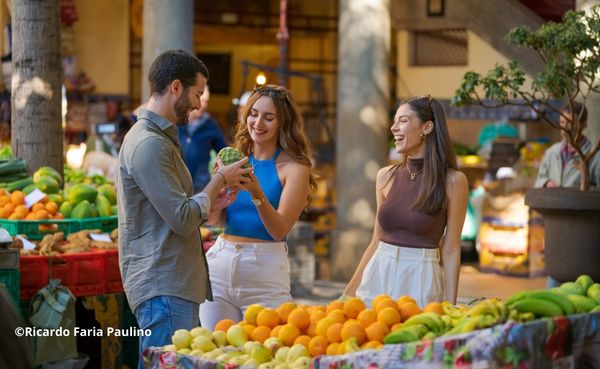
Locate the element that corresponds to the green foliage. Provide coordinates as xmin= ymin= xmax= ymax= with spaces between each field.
xmin=452 ymin=6 xmax=600 ymax=190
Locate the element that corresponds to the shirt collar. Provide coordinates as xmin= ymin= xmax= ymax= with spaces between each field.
xmin=137 ymin=108 xmax=175 ymax=132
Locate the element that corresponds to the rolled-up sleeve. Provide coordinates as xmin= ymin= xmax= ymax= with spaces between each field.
xmin=130 ymin=137 xmax=205 ymax=236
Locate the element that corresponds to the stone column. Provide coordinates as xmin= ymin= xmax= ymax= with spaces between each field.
xmin=577 ymin=0 xmax=600 ymax=146
xmin=142 ymin=0 xmax=194 ymax=100
xmin=332 ymin=0 xmax=391 ymax=281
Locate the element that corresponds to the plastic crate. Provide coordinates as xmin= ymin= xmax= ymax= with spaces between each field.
xmin=104 ymin=249 xmax=123 ymax=293
xmin=78 ymin=215 xmax=118 ymax=233
xmin=19 ymin=251 xmax=106 ymax=299
xmin=0 ymin=218 xmax=81 ymax=240
xmin=0 ymin=268 xmax=20 ymax=307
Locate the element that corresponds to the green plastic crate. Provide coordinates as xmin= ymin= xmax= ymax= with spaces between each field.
xmin=0 ymin=218 xmax=81 ymax=240
xmin=78 ymin=215 xmax=118 ymax=233
xmin=0 ymin=268 xmax=19 ymax=307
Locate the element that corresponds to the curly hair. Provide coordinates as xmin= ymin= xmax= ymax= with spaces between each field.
xmin=233 ymin=85 xmax=318 ymax=200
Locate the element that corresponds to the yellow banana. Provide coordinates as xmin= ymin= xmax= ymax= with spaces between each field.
xmin=441 ymin=302 xmax=468 ymax=319
xmin=467 ymin=299 xmax=500 ymax=319
xmin=402 ymin=312 xmax=445 ymax=335
xmin=493 ymin=299 xmax=508 ymax=322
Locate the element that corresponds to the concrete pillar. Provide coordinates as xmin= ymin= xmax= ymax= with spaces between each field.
xmin=142 ymin=0 xmax=194 ymax=100
xmin=332 ymin=0 xmax=391 ymax=281
xmin=577 ymin=0 xmax=600 ymax=146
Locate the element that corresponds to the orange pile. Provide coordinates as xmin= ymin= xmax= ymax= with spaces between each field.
xmin=0 ymin=190 xmax=63 ymax=220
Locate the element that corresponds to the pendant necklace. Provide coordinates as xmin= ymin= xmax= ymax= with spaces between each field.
xmin=406 ymin=165 xmax=424 ymax=181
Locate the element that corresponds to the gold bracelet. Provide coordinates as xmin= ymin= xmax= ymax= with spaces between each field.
xmin=215 ymin=171 xmax=226 ymax=185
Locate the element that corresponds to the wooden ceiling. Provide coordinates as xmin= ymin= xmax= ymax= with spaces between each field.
xmin=517 ymin=0 xmax=575 ymax=22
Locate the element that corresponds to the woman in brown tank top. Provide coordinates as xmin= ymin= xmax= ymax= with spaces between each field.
xmin=344 ymin=95 xmax=469 ymax=307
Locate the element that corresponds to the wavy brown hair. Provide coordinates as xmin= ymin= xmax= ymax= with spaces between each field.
xmin=233 ymin=85 xmax=318 ymax=199
xmin=387 ymin=95 xmax=458 ymax=215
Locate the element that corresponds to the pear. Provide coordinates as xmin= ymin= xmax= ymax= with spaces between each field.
xmin=251 ymin=345 xmax=273 ymax=364
xmin=244 ymin=341 xmax=262 ymax=355
xmin=263 ymin=337 xmax=283 ymax=353
xmin=190 ymin=326 xmax=212 ymax=338
xmin=244 ymin=358 xmax=260 ymax=368
xmin=189 ymin=349 xmax=204 ymax=357
xmin=258 ymin=362 xmax=276 ymax=369
xmin=216 ymin=353 xmax=232 ymax=362
xmin=177 ymin=348 xmax=191 ymax=355
xmin=274 ymin=364 xmax=291 ymax=369
xmin=191 ymin=335 xmax=216 ymax=352
xmin=171 ymin=329 xmax=193 ymax=349
xmin=229 ymin=355 xmax=248 ymax=366
xmin=274 ymin=346 xmax=290 ymax=362
xmin=286 ymin=344 xmax=309 ymax=363
xmin=163 ymin=344 xmax=177 ymax=352
xmin=202 ymin=348 xmax=223 ymax=360
xmin=290 ymin=356 xmax=311 ymax=369
xmin=226 ymin=324 xmax=248 ymax=347
xmin=212 ymin=330 xmax=228 ymax=347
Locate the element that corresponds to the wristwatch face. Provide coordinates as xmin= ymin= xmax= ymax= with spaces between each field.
xmin=252 ymin=197 xmax=264 ymax=206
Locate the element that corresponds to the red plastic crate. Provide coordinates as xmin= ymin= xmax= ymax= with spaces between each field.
xmin=20 ymin=251 xmax=106 ymax=299
xmin=103 ymin=249 xmax=123 ymax=293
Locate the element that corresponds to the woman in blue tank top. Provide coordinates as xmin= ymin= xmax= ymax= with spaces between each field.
xmin=200 ymin=85 xmax=318 ymax=330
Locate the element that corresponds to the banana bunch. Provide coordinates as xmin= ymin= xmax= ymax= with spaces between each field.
xmin=383 ymin=323 xmax=429 ymax=344
xmin=441 ymin=301 xmax=469 ymax=320
xmin=441 ymin=299 xmax=507 ymax=336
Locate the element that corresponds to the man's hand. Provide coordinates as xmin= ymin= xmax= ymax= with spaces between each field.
xmin=545 ymin=180 xmax=559 ymax=188
xmin=212 ymin=187 xmax=238 ymax=211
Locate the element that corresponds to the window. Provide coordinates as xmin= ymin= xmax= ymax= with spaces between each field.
xmin=411 ymin=29 xmax=468 ymax=66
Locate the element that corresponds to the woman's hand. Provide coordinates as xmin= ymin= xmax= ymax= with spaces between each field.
xmin=241 ymin=171 xmax=263 ymax=198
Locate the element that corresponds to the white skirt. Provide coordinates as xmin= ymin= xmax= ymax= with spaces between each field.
xmin=356 ymin=241 xmax=445 ymax=308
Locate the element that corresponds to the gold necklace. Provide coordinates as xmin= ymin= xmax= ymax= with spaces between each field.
xmin=406 ymin=165 xmax=424 ymax=180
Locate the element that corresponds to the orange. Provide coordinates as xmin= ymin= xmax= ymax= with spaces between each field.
xmin=399 ymin=301 xmax=421 ymax=321
xmin=45 ymin=201 xmax=59 ymax=216
xmin=250 ymin=325 xmax=272 ymax=343
xmin=362 ymin=340 xmax=383 ymax=349
xmin=306 ymin=305 xmax=325 ymax=315
xmin=423 ymin=301 xmax=444 ymax=315
xmin=308 ymin=335 xmax=328 ymax=357
xmin=270 ymin=325 xmax=283 ymax=338
xmin=0 ymin=207 xmax=10 ymax=218
xmin=14 ymin=205 xmax=29 ymax=217
xmin=310 ymin=310 xmax=326 ymax=323
xmin=326 ymin=300 xmax=344 ymax=314
xmin=306 ymin=321 xmax=318 ymax=337
xmin=396 ymin=295 xmax=417 ymax=310
xmin=293 ymin=334 xmax=311 ymax=348
xmin=0 ymin=196 xmax=9 ymax=207
xmin=342 ymin=297 xmax=366 ymax=319
xmin=391 ymin=323 xmax=403 ymax=331
xmin=325 ymin=322 xmax=343 ymax=343
xmin=34 ymin=209 xmax=50 ymax=220
xmin=3 ymin=202 xmax=15 ymax=214
xmin=256 ymin=308 xmax=280 ymax=328
xmin=244 ymin=304 xmax=265 ymax=325
xmin=8 ymin=212 xmax=23 ymax=220
xmin=278 ymin=323 xmax=301 ymax=346
xmin=0 ymin=188 xmax=5 ymax=196
xmin=374 ymin=298 xmax=398 ymax=313
xmin=53 ymin=213 xmax=65 ymax=220
xmin=11 ymin=191 xmax=25 ymax=206
xmin=242 ymin=323 xmax=255 ymax=337
xmin=276 ymin=302 xmax=297 ymax=324
xmin=214 ymin=318 xmax=235 ymax=332
xmin=40 ymin=194 xmax=49 ymax=204
xmin=32 ymin=203 xmax=46 ymax=213
xmin=377 ymin=307 xmax=401 ymax=327
xmin=326 ymin=342 xmax=339 ymax=356
xmin=315 ymin=317 xmax=336 ymax=337
xmin=365 ymin=321 xmax=389 ymax=343
xmin=25 ymin=213 xmax=36 ymax=220
xmin=337 ymin=341 xmax=347 ymax=355
xmin=340 ymin=321 xmax=366 ymax=345
xmin=326 ymin=309 xmax=346 ymax=324
xmin=287 ymin=308 xmax=311 ymax=331
xmin=357 ymin=309 xmax=377 ymax=329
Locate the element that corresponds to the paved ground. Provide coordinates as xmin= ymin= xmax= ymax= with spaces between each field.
xmin=292 ymin=263 xmax=547 ymax=306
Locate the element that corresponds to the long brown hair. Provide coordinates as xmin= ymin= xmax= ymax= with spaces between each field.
xmin=388 ymin=95 xmax=457 ymax=214
xmin=234 ymin=85 xmax=318 ymax=197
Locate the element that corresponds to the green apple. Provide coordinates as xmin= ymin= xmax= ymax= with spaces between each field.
xmin=171 ymin=329 xmax=193 ymax=349
xmin=226 ymin=324 xmax=248 ymax=347
xmin=191 ymin=335 xmax=216 ymax=352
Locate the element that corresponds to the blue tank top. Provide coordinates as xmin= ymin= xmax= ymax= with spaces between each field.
xmin=225 ymin=148 xmax=283 ymax=241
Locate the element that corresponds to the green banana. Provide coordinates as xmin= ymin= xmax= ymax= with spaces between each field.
xmin=528 ymin=290 xmax=576 ymax=316
xmin=567 ymin=294 xmax=597 ymax=313
xmin=505 ymin=290 xmax=530 ymax=306
xmin=590 ymin=305 xmax=600 ymax=313
xmin=511 ymin=298 xmax=563 ymax=318
xmin=383 ymin=324 xmax=427 ymax=344
xmin=402 ymin=312 xmax=445 ymax=335
xmin=421 ymin=331 xmax=437 ymax=340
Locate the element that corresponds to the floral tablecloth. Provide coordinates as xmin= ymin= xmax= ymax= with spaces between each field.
xmin=145 ymin=311 xmax=600 ymax=369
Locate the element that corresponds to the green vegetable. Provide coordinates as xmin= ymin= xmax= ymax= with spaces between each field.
xmin=6 ymin=177 xmax=34 ymax=192
xmin=0 ymin=159 xmax=26 ymax=176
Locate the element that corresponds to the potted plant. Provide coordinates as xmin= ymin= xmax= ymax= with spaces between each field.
xmin=452 ymin=6 xmax=600 ymax=282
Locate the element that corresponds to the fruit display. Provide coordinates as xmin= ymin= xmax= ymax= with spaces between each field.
xmin=11 ymin=228 xmax=118 ymax=256
xmin=153 ymin=274 xmax=600 ymax=368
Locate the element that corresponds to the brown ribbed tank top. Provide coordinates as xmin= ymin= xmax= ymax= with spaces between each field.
xmin=378 ymin=158 xmax=447 ymax=249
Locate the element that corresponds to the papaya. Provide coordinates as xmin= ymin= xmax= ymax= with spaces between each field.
xmin=97 ymin=184 xmax=117 ymax=205
xmin=67 ymin=184 xmax=98 ymax=205
xmin=33 ymin=166 xmax=62 ymax=186
xmin=71 ymin=200 xmax=94 ymax=219
xmin=95 ymin=195 xmax=112 ymax=217
xmin=48 ymin=194 xmax=63 ymax=206
xmin=35 ymin=176 xmax=60 ymax=194
xmin=59 ymin=201 xmax=73 ymax=218
xmin=111 ymin=205 xmax=118 ymax=215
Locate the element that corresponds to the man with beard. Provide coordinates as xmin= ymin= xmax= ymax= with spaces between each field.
xmin=116 ymin=49 xmax=251 ymax=368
